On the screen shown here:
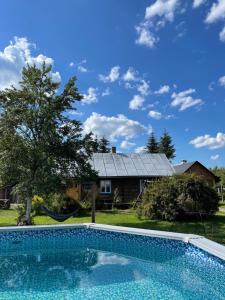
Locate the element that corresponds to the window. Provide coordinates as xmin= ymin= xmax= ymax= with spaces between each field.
xmin=100 ymin=180 xmax=111 ymax=194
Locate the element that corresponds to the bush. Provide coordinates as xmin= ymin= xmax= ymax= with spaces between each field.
xmin=137 ymin=175 xmax=219 ymax=221
xmin=32 ymin=195 xmax=44 ymax=216
xmin=47 ymin=193 xmax=83 ymax=214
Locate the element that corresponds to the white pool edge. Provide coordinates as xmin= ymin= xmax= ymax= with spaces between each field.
xmin=0 ymin=223 xmax=224 ymax=261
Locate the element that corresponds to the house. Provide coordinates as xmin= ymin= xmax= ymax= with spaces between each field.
xmin=174 ymin=160 xmax=219 ymax=186
xmin=86 ymin=148 xmax=175 ymax=208
xmin=0 ymin=184 xmax=18 ymax=208
xmin=0 ymin=148 xmax=175 ymax=209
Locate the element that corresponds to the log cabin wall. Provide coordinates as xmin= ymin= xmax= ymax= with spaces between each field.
xmin=95 ymin=177 xmax=156 ymax=208
xmin=186 ymin=163 xmax=216 ymax=186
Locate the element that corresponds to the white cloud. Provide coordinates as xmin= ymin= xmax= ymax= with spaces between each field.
xmin=171 ymin=88 xmax=204 ymax=111
xmin=102 ymin=87 xmax=110 ymax=97
xmin=218 ymin=75 xmax=225 ymax=86
xmin=205 ymin=0 xmax=225 ymax=24
xmin=68 ymin=110 xmax=83 ymax=116
xmin=99 ymin=66 xmax=120 ymax=83
xmin=190 ymin=132 xmax=225 ymax=149
xmin=205 ymin=1 xmax=225 ymax=42
xmin=78 ymin=65 xmax=88 ymax=72
xmin=135 ymin=24 xmax=159 ymax=48
xmin=51 ymin=71 xmax=61 ymax=83
xmin=145 ymin=0 xmax=180 ymax=21
xmin=136 ymin=0 xmax=180 ymax=48
xmin=137 ymin=80 xmax=150 ymax=96
xmin=135 ymin=146 xmax=147 ymax=153
xmin=120 ymin=140 xmax=136 ymax=149
xmin=154 ymin=85 xmax=170 ymax=95
xmin=219 ymin=25 xmax=225 ymax=42
xmin=129 ymin=95 xmax=145 ymax=110
xmin=122 ymin=67 xmax=138 ymax=81
xmin=211 ymin=154 xmax=220 ymax=160
xmin=0 ymin=37 xmax=60 ymax=90
xmin=148 ymin=110 xmax=162 ymax=120
xmin=83 ymin=112 xmax=151 ymax=142
xmin=70 ymin=59 xmax=88 ymax=72
xmin=193 ymin=0 xmax=206 ymax=8
xmin=82 ymin=87 xmax=98 ymax=104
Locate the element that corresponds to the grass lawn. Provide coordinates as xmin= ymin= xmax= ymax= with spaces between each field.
xmin=0 ymin=208 xmax=225 ymax=245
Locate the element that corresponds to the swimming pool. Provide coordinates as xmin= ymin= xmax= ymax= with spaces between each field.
xmin=0 ymin=224 xmax=224 ymax=300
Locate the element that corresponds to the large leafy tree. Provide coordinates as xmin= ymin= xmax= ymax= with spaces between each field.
xmin=0 ymin=64 xmax=96 ymax=224
xmin=146 ymin=132 xmax=159 ymax=153
xmin=159 ymin=131 xmax=175 ymax=160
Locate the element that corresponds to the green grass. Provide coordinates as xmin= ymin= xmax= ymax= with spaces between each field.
xmin=0 ymin=208 xmax=225 ymax=245
xmin=219 ymin=201 xmax=225 ymax=209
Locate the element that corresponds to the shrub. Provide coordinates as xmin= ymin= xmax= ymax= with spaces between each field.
xmin=47 ymin=193 xmax=82 ymax=214
xmin=137 ymin=175 xmax=219 ymax=221
xmin=32 ymin=195 xmax=44 ymax=216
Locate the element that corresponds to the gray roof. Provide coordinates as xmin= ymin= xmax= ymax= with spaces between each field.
xmin=173 ymin=162 xmax=195 ymax=174
xmin=90 ymin=153 xmax=175 ymax=178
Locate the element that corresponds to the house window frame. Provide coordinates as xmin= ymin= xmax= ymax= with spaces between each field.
xmin=100 ymin=180 xmax=112 ymax=194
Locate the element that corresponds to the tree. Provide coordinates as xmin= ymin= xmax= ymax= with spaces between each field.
xmin=98 ymin=137 xmax=110 ymax=153
xmin=146 ymin=132 xmax=159 ymax=153
xmin=83 ymin=132 xmax=99 ymax=154
xmin=0 ymin=64 xmax=96 ymax=224
xmin=83 ymin=134 xmax=110 ymax=153
xmin=159 ymin=131 xmax=175 ymax=160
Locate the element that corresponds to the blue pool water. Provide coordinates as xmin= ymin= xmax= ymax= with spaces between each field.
xmin=0 ymin=228 xmax=224 ymax=300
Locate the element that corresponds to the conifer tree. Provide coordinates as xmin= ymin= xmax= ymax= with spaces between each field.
xmin=159 ymin=131 xmax=175 ymax=160
xmin=98 ymin=137 xmax=110 ymax=153
xmin=146 ymin=132 xmax=159 ymax=153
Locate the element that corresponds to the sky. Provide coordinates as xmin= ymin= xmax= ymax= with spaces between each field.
xmin=0 ymin=0 xmax=225 ymax=167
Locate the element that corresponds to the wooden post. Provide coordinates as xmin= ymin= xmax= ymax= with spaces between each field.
xmin=221 ymin=183 xmax=224 ymax=202
xmin=91 ymin=182 xmax=96 ymax=223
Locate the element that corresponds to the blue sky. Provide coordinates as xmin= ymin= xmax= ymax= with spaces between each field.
xmin=0 ymin=0 xmax=225 ymax=167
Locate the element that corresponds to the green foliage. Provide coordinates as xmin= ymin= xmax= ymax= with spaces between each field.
xmin=98 ymin=137 xmax=110 ymax=153
xmin=146 ymin=132 xmax=159 ymax=153
xmin=211 ymin=167 xmax=225 ymax=185
xmin=137 ymin=175 xmax=220 ymax=221
xmin=0 ymin=64 xmax=97 ymax=224
xmin=146 ymin=131 xmax=175 ymax=160
xmin=32 ymin=195 xmax=44 ymax=216
xmin=211 ymin=167 xmax=225 ymax=201
xmin=159 ymin=131 xmax=176 ymax=160
xmin=47 ymin=193 xmax=82 ymax=214
xmin=83 ymin=132 xmax=110 ymax=154
xmin=16 ymin=203 xmax=34 ymax=225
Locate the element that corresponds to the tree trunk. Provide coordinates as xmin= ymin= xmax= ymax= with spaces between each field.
xmin=25 ymin=197 xmax=32 ymax=224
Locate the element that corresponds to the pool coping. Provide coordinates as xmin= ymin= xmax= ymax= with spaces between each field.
xmin=0 ymin=223 xmax=224 ymax=261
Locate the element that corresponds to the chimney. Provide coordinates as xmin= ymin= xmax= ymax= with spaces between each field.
xmin=111 ymin=146 xmax=116 ymax=154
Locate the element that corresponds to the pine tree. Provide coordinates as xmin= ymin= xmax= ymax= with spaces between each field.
xmin=98 ymin=137 xmax=110 ymax=153
xmin=146 ymin=132 xmax=159 ymax=153
xmin=159 ymin=131 xmax=175 ymax=160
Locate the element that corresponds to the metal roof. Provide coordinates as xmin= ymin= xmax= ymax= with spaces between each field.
xmin=173 ymin=162 xmax=195 ymax=174
xmin=90 ymin=153 xmax=175 ymax=178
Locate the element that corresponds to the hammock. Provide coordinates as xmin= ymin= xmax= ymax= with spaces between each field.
xmin=40 ymin=205 xmax=79 ymax=222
